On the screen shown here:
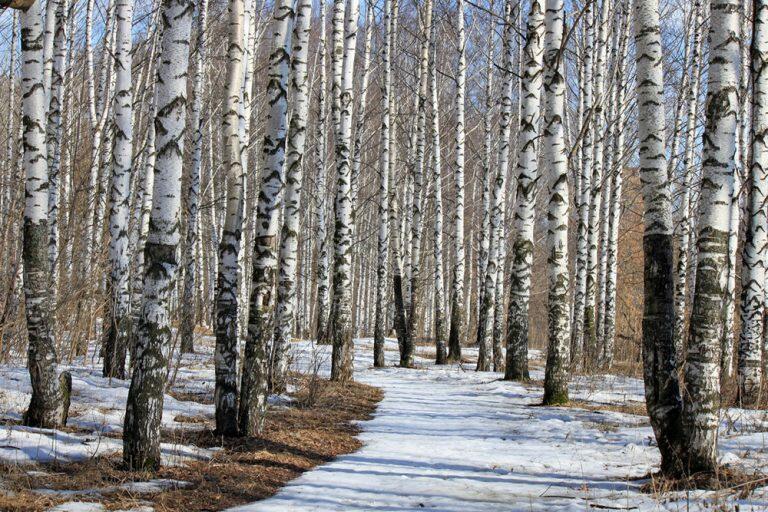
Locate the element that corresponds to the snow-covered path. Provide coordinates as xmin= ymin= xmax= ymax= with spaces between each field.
xmin=231 ymin=340 xmax=768 ymax=511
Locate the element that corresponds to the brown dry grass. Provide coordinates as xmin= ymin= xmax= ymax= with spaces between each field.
xmin=0 ymin=379 xmax=383 ymax=512
xmin=640 ymin=466 xmax=768 ymax=496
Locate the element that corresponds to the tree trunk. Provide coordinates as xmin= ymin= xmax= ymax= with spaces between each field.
xmin=213 ymin=0 xmax=246 ymax=437
xmin=238 ymin=0 xmax=291 ymax=434
xmin=123 ymin=0 xmax=193 ymax=470
xmin=504 ymin=0 xmax=544 ymax=381
xmin=541 ymin=0 xmax=570 ymax=406
xmin=273 ymin=0 xmax=312 ymax=391
xmin=634 ymin=0 xmax=687 ymax=477
xmin=329 ymin=0 xmax=360 ymax=382
xmin=180 ymin=0 xmax=210 ymax=355
xmin=103 ymin=0 xmax=134 ymax=379
xmin=20 ymin=0 xmax=70 ymax=429
xmin=374 ymin=0 xmax=393 ymax=369
xmin=447 ymin=0 xmax=466 ymax=362
xmin=477 ymin=0 xmax=513 ymax=372
xmin=738 ymin=0 xmax=768 ymax=406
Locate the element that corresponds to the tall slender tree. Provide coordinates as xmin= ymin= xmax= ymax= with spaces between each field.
xmin=273 ymin=0 xmax=312 ymax=390
xmin=541 ymin=0 xmax=570 ymax=405
xmin=447 ymin=0 xmax=466 ymax=361
xmin=103 ymin=0 xmax=134 ymax=379
xmin=239 ymin=0 xmax=292 ymax=434
xmin=634 ymin=0 xmax=687 ymax=476
xmin=738 ymin=0 xmax=768 ymax=406
xmin=505 ymin=0 xmax=544 ymax=381
xmin=17 ymin=0 xmax=71 ymax=429
xmin=477 ymin=0 xmax=513 ymax=372
xmin=329 ymin=0 xmax=361 ymax=381
xmin=180 ymin=0 xmax=210 ymax=355
xmin=214 ymin=0 xmax=246 ymax=437
xmin=374 ymin=0 xmax=393 ymax=368
xmin=123 ymin=0 xmax=193 ymax=470
xmin=683 ymin=0 xmax=740 ymax=473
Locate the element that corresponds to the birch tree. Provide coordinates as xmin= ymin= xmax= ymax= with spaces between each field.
xmin=273 ymin=0 xmax=312 ymax=390
xmin=738 ymin=0 xmax=768 ymax=406
xmin=541 ymin=0 xmax=570 ymax=405
xmin=477 ymin=0 xmax=513 ymax=372
xmin=682 ymin=0 xmax=740 ymax=473
xmin=447 ymin=0 xmax=466 ymax=361
xmin=634 ymin=0 xmax=687 ymax=476
xmin=505 ymin=0 xmax=544 ymax=381
xmin=430 ymin=11 xmax=447 ymax=365
xmin=214 ymin=0 xmax=246 ymax=437
xmin=238 ymin=0 xmax=292 ymax=434
xmin=674 ymin=0 xmax=704 ymax=364
xmin=374 ymin=0 xmax=393 ymax=368
xmin=18 ymin=0 xmax=71 ymax=429
xmin=123 ymin=0 xmax=193 ymax=470
xmin=315 ymin=1 xmax=330 ymax=342
xmin=103 ymin=0 xmax=134 ymax=379
xmin=330 ymin=0 xmax=360 ymax=381
xmin=401 ymin=0 xmax=432 ymax=368
xmin=180 ymin=0 xmax=210 ymax=354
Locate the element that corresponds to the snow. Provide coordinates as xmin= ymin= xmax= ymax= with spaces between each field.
xmin=2 ymin=337 xmax=768 ymax=511
xmin=231 ymin=339 xmax=768 ymax=512
xmin=0 ymin=345 xmax=219 ymax=465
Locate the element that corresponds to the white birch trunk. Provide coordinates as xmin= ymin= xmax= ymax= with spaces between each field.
xmin=682 ymin=0 xmax=740 ymax=473
xmin=738 ymin=0 xmax=768 ymax=406
xmin=541 ymin=0 xmax=570 ymax=405
xmin=239 ymin=0 xmax=291 ymax=434
xmin=505 ymin=0 xmax=544 ymax=381
xmin=634 ymin=0 xmax=687 ymax=476
xmin=103 ymin=0 xmax=134 ymax=379
xmin=180 ymin=0 xmax=210 ymax=355
xmin=19 ymin=0 xmax=70 ymax=429
xmin=330 ymin=0 xmax=360 ymax=381
xmin=273 ymin=0 xmax=312 ymax=390
xmin=447 ymin=0 xmax=466 ymax=361
xmin=374 ymin=0 xmax=393 ymax=368
xmin=123 ymin=0 xmax=193 ymax=470
xmin=477 ymin=0 xmax=513 ymax=372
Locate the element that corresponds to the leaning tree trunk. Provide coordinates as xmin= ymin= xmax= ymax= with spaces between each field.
xmin=19 ymin=0 xmax=71 ymax=429
xmin=329 ymin=0 xmax=360 ymax=382
xmin=103 ymin=0 xmax=134 ymax=379
xmin=541 ymin=0 xmax=570 ymax=406
xmin=682 ymin=0 xmax=740 ymax=474
xmin=505 ymin=0 xmax=544 ymax=381
xmin=374 ymin=0 xmax=393 ymax=368
xmin=123 ymin=0 xmax=193 ymax=470
xmin=634 ymin=0 xmax=687 ymax=477
xmin=180 ymin=0 xmax=210 ymax=355
xmin=273 ymin=0 xmax=312 ymax=391
xmin=738 ymin=0 xmax=768 ymax=407
xmin=214 ymin=0 xmax=246 ymax=437
xmin=238 ymin=0 xmax=292 ymax=434
xmin=447 ymin=0 xmax=466 ymax=362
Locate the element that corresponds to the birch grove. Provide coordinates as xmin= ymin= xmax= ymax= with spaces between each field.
xmin=2 ymin=0 xmax=768 ymax=486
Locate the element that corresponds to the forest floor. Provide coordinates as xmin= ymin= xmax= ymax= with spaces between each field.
xmin=2 ymin=337 xmax=768 ymax=511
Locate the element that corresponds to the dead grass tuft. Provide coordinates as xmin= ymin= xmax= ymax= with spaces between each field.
xmin=640 ymin=466 xmax=767 ymax=497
